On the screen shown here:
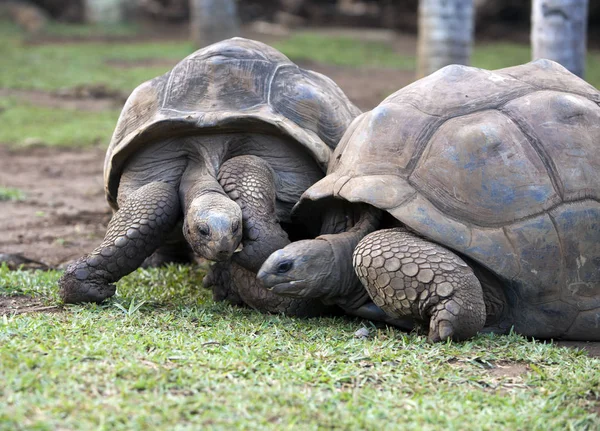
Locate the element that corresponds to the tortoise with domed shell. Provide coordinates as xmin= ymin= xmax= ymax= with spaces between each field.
xmin=259 ymin=59 xmax=600 ymax=342
xmin=58 ymin=37 xmax=360 ymax=311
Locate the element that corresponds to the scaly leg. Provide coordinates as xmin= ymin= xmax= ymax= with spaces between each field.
xmin=59 ymin=182 xmax=180 ymax=303
xmin=217 ymin=155 xmax=289 ymax=272
xmin=353 ymin=228 xmax=486 ymax=342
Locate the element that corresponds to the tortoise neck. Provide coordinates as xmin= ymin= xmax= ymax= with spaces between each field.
xmin=179 ymin=162 xmax=226 ymax=213
xmin=318 ymin=205 xmax=382 ymax=307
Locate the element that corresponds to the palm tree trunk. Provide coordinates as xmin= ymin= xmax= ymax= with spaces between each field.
xmin=189 ymin=0 xmax=240 ymax=48
xmin=417 ymin=0 xmax=474 ymax=78
xmin=531 ymin=0 xmax=589 ymax=78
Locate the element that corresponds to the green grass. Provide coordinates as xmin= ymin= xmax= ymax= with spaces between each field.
xmin=0 ymin=98 xmax=119 ymax=147
xmin=1 ymin=264 xmax=599 ymax=430
xmin=273 ymin=33 xmax=416 ymax=69
xmin=0 ymin=186 xmax=26 ymax=202
xmin=43 ymin=22 xmax=140 ymax=39
xmin=0 ymin=38 xmax=191 ymax=93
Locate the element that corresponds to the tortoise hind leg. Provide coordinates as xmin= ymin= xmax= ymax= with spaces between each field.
xmin=59 ymin=181 xmax=180 ymax=303
xmin=141 ymin=222 xmax=194 ymax=268
xmin=353 ymin=228 xmax=486 ymax=342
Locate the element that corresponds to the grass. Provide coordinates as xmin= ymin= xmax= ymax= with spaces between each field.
xmin=0 ymin=186 xmax=26 ymax=202
xmin=0 ymin=98 xmax=119 ymax=147
xmin=43 ymin=22 xmax=140 ymax=39
xmin=0 ymin=38 xmax=191 ymax=93
xmin=273 ymin=33 xmax=416 ymax=69
xmin=1 ymin=264 xmax=599 ymax=430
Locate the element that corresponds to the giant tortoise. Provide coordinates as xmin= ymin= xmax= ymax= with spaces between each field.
xmin=259 ymin=59 xmax=600 ymax=342
xmin=58 ymin=37 xmax=360 ymax=306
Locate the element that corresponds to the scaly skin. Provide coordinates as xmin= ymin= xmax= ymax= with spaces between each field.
xmin=217 ymin=155 xmax=289 ymax=272
xmin=353 ymin=228 xmax=486 ymax=342
xmin=258 ymin=205 xmax=415 ymax=329
xmin=206 ymin=155 xmax=332 ymax=316
xmin=59 ymin=182 xmax=180 ymax=303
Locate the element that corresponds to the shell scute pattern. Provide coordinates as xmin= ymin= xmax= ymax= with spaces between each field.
xmin=104 ymin=38 xmax=360 ymax=210
xmin=162 ymin=56 xmax=274 ymax=113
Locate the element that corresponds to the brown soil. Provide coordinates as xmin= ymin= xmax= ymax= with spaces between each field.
xmin=554 ymin=341 xmax=600 ymax=358
xmin=0 ymin=146 xmax=110 ymax=267
xmin=0 ymin=294 xmax=61 ymax=315
xmin=486 ymin=361 xmax=529 ymax=379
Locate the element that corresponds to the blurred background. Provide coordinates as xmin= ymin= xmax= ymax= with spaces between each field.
xmin=0 ymin=0 xmax=598 ymax=266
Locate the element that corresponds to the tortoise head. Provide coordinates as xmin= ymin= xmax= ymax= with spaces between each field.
xmin=183 ymin=193 xmax=243 ymax=262
xmin=257 ymin=238 xmax=335 ymax=298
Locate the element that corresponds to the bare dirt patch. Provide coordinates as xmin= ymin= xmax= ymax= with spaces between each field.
xmin=0 ymin=294 xmax=61 ymax=315
xmin=481 ymin=361 xmax=530 ymax=393
xmin=0 ymin=146 xmax=110 ymax=267
xmin=487 ymin=361 xmax=529 ymax=379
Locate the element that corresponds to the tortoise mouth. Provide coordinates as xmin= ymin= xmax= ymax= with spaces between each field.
xmin=265 ymin=280 xmax=309 ymax=297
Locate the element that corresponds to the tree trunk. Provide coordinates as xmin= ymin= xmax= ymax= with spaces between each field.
xmin=531 ymin=0 xmax=588 ymax=78
xmin=417 ymin=0 xmax=474 ymax=78
xmin=189 ymin=0 xmax=240 ymax=48
xmin=84 ymin=0 xmax=125 ymax=24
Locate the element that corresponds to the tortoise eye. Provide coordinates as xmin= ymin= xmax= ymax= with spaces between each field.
xmin=232 ymin=220 xmax=240 ymax=234
xmin=276 ymin=260 xmax=293 ymax=274
xmin=198 ymin=225 xmax=210 ymax=237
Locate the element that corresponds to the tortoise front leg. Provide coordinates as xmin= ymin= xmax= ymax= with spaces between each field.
xmin=217 ymin=155 xmax=289 ymax=272
xmin=353 ymin=228 xmax=486 ymax=342
xmin=206 ymin=155 xmax=333 ymax=316
xmin=59 ymin=182 xmax=180 ymax=303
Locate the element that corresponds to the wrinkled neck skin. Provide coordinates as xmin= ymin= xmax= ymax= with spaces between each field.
xmin=318 ymin=204 xmax=381 ymax=309
xmin=180 ymin=164 xmax=227 ymax=211
xmin=179 ymin=139 xmax=242 ymax=261
xmin=178 ymin=136 xmax=227 ymax=211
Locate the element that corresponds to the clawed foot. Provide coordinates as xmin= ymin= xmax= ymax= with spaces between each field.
xmin=58 ymin=262 xmax=116 ymax=304
xmin=426 ymin=298 xmax=484 ymax=342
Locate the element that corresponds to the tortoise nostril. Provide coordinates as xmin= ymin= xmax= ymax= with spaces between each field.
xmin=217 ymin=249 xmax=230 ymax=258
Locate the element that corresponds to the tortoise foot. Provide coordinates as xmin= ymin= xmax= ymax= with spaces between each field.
xmin=59 ymin=268 xmax=116 ymax=304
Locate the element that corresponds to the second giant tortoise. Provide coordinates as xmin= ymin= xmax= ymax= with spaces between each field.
xmin=259 ymin=59 xmax=600 ymax=341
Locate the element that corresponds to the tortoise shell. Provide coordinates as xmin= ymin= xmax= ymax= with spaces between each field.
xmin=104 ymin=37 xmax=360 ymax=209
xmin=298 ymin=60 xmax=600 ymax=338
